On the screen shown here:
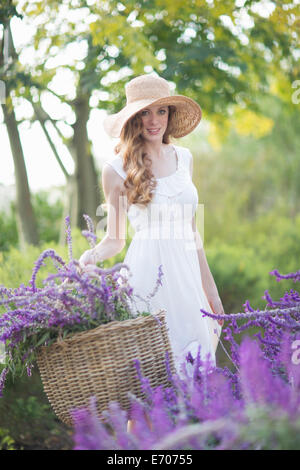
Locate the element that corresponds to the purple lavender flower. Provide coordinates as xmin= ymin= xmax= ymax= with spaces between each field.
xmin=65 ymin=215 xmax=73 ymax=261
xmin=71 ymin=397 xmax=116 ymax=450
xmin=83 ymin=214 xmax=95 ymax=235
xmin=30 ymin=249 xmax=65 ymax=292
xmin=81 ymin=230 xmax=97 ymax=248
xmin=146 ymin=264 xmax=164 ymax=300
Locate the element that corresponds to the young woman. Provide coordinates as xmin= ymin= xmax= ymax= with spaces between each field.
xmin=79 ymin=73 xmax=225 ymax=432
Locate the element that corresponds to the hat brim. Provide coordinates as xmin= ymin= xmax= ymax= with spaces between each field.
xmin=103 ymin=95 xmax=202 ymax=138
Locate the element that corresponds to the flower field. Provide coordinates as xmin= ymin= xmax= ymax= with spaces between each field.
xmin=0 ymin=216 xmax=299 ymax=450
xmin=71 ymin=269 xmax=300 ymax=450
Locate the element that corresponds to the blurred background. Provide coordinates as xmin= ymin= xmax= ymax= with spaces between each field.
xmin=0 ymin=0 xmax=299 ymax=449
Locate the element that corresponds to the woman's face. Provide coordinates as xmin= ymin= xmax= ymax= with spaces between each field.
xmin=139 ymin=104 xmax=169 ymax=142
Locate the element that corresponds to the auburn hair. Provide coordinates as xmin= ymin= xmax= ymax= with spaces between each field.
xmin=113 ymin=105 xmax=176 ymax=207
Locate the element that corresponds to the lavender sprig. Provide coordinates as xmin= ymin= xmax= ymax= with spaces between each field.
xmin=65 ymin=215 xmax=73 ymax=261
xmin=81 ymin=231 xmax=97 ymax=248
xmin=83 ymin=214 xmax=95 ymax=235
xmin=30 ymin=249 xmax=66 ymax=293
xmin=82 ymin=215 xmax=97 ymax=248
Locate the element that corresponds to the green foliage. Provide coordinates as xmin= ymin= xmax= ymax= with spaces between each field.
xmin=0 ymin=207 xmax=18 ymax=252
xmin=15 ymin=0 xmax=299 ymax=135
xmin=204 ymin=242 xmax=266 ymax=314
xmin=0 ymin=366 xmax=72 ymax=450
xmin=0 ymin=427 xmax=16 ymax=450
xmin=0 ymin=227 xmax=89 ymax=291
xmin=32 ymin=191 xmax=64 ymax=244
xmin=0 ymin=243 xmax=60 ymax=292
xmin=0 ymin=0 xmax=23 ymax=25
xmin=0 ymin=190 xmax=64 ymax=253
xmin=237 ymin=406 xmax=300 ymax=450
xmin=10 ymin=396 xmax=53 ymax=424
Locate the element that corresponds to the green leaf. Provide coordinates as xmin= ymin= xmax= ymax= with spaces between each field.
xmin=35 ymin=331 xmax=50 ymax=348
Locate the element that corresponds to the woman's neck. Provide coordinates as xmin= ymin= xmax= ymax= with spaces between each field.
xmin=143 ymin=141 xmax=169 ymax=161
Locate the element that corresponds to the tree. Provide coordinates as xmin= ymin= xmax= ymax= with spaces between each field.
xmin=2 ymin=0 xmax=299 ymax=234
xmin=1 ymin=3 xmax=38 ymax=248
xmin=104 ymin=0 xmax=299 ymax=138
xmin=5 ymin=0 xmax=160 ymax=229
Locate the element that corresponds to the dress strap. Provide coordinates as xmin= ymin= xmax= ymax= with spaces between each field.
xmin=173 ymin=145 xmax=192 ymax=168
xmin=104 ymin=155 xmax=127 ymax=180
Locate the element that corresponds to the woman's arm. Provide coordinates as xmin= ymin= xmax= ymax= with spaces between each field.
xmin=79 ymin=164 xmax=127 ymax=267
xmin=192 ymin=216 xmax=224 ymax=323
xmin=189 ymin=152 xmax=225 ymax=325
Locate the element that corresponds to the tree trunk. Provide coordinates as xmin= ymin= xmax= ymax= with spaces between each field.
xmin=2 ymin=97 xmax=39 ymax=247
xmin=1 ymin=20 xmax=38 ymax=247
xmin=71 ymin=92 xmax=100 ymax=230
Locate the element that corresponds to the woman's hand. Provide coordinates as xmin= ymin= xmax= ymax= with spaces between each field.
xmin=208 ymin=295 xmax=225 ymax=326
xmin=78 ymin=248 xmax=100 ymax=272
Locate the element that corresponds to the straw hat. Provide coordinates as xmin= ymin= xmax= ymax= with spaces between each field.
xmin=103 ymin=74 xmax=202 ymax=138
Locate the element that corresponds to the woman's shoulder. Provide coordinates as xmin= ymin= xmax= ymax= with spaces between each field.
xmin=173 ymin=144 xmax=193 ymax=164
xmin=103 ymin=153 xmax=127 ymax=180
xmin=173 ymin=144 xmax=192 ymax=155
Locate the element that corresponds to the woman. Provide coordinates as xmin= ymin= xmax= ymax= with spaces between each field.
xmin=79 ymin=73 xmax=225 ymax=430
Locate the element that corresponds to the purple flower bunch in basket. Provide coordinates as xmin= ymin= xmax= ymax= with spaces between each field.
xmin=0 ymin=215 xmax=170 ymax=419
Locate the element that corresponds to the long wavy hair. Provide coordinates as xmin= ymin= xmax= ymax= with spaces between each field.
xmin=114 ymin=105 xmax=177 ymax=207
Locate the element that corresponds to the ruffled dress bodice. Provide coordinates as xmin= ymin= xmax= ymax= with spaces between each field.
xmin=105 ymin=145 xmax=199 ymax=242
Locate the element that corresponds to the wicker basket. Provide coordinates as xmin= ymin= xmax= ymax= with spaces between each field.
xmin=36 ymin=309 xmax=175 ymax=426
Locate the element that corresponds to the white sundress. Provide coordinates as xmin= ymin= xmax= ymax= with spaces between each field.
xmin=104 ymin=144 xmax=222 ymax=377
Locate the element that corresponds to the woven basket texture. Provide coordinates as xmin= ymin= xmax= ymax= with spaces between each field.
xmin=36 ymin=309 xmax=175 ymax=426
